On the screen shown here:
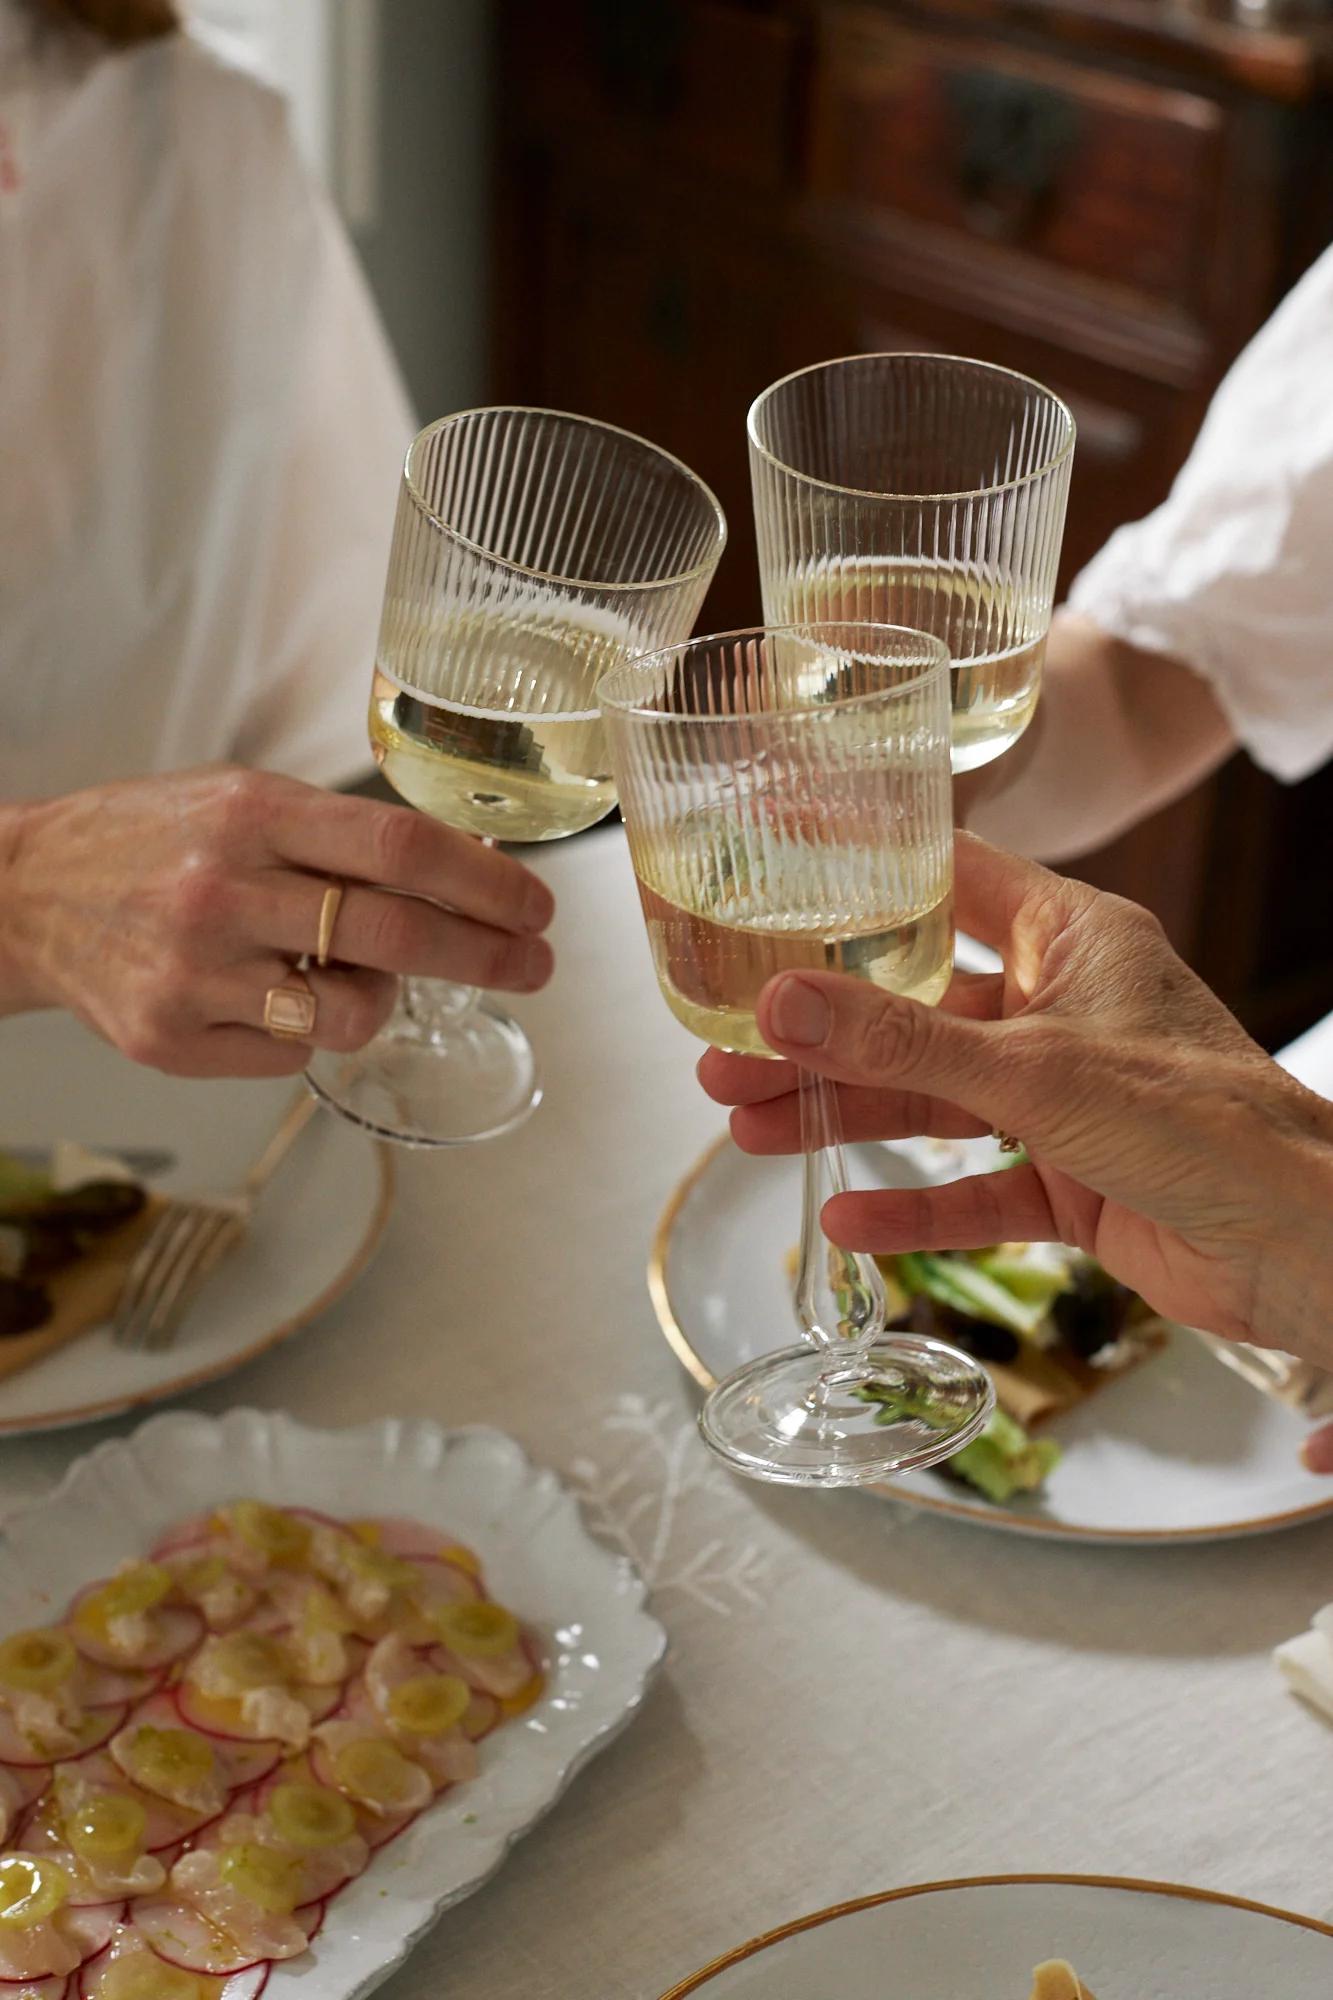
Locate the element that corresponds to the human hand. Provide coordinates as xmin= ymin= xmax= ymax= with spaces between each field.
xmin=698 ymin=834 xmax=1333 ymax=1371
xmin=0 ymin=768 xmax=554 ymax=1076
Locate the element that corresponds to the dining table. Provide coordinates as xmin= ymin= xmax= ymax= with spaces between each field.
xmin=2 ymin=823 xmax=1332 ymax=2000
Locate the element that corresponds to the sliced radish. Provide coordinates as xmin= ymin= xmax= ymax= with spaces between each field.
xmin=0 ymin=1705 xmax=128 ymax=1770
xmin=74 ymin=1667 xmax=162 ymax=1714
xmin=460 ymin=1692 xmax=499 ymax=1743
xmin=69 ymin=1604 xmax=202 ymax=1676
xmin=294 ymin=1904 xmax=323 ymax=1946
xmin=147 ymin=1519 xmax=219 ymax=1561
xmin=425 ymin=1638 xmax=531 ymax=1702
xmin=174 ymin=1682 xmax=340 ymax=1748
xmin=116 ymin=1697 xmax=278 ymax=1798
xmin=1 ymin=1762 xmax=53 ymax=1827
xmin=402 ymin=1556 xmax=481 ymax=1613
xmin=60 ymin=1907 xmax=125 ymax=1970
xmin=186 ymin=1808 xmax=366 ymax=1910
xmin=0 ymin=1973 xmax=70 ymax=2000
xmin=351 ymin=1520 xmax=456 ymax=1562
xmin=131 ymin=1906 xmax=262 ymax=1981
xmin=79 ymin=1943 xmax=268 ymax=2000
xmin=330 ymin=1684 xmax=474 ymax=1793
xmin=219 ymin=1967 xmax=267 ymax=2000
xmin=53 ymin=1753 xmax=221 ymax=1855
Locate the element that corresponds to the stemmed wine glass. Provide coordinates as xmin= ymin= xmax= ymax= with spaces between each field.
xmin=600 ymin=623 xmax=994 ymax=1486
xmin=306 ymin=407 xmax=726 ymax=1148
xmin=748 ymin=354 xmax=1075 ymax=771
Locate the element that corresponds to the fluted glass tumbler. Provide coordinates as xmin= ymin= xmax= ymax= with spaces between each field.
xmin=307 ymin=408 xmax=726 ymax=1147
xmin=748 ymin=355 xmax=1075 ymax=771
xmin=600 ymin=624 xmax=994 ymax=1485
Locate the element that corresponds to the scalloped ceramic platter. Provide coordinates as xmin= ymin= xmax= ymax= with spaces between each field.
xmin=650 ymin=1133 xmax=1333 ymax=1543
xmin=0 ymin=1409 xmax=666 ymax=2000
xmin=0 ymin=1010 xmax=391 ymax=1434
xmin=656 ymin=1875 xmax=1333 ymax=1997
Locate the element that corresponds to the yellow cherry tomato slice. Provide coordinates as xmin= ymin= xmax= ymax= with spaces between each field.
xmin=0 ymin=1855 xmax=71 ymax=1929
xmin=0 ymin=1628 xmax=77 ymax=1694
xmin=432 ymin=1602 xmax=519 ymax=1659
xmin=266 ymin=1782 xmax=357 ymax=1851
xmin=218 ymin=1842 xmax=301 ymax=1915
xmin=330 ymin=1738 xmax=425 ymax=1813
xmin=227 ymin=1502 xmax=311 ymax=1566
xmin=65 ymin=1791 xmax=147 ymax=1860
xmin=386 ymin=1675 xmax=470 ymax=1738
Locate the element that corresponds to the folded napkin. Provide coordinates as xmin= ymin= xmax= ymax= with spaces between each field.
xmin=1274 ymin=1605 xmax=1333 ymax=1719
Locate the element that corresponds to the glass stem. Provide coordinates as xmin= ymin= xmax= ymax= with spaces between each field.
xmin=794 ymin=1067 xmax=887 ymax=1399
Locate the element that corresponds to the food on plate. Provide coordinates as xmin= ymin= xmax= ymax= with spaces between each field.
xmin=0 ymin=1144 xmax=157 ymax=1377
xmin=0 ymin=1503 xmax=542 ymax=1989
xmin=1029 ymin=1960 xmax=1096 ymax=1998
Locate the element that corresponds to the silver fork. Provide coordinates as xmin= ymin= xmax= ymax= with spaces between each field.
xmin=112 ymin=1090 xmax=319 ymax=1352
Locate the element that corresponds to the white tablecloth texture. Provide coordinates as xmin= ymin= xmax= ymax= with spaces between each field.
xmin=2 ymin=828 xmax=1332 ymax=2000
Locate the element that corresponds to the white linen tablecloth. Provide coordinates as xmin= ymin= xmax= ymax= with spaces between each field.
xmin=1 ymin=827 xmax=1332 ymax=1999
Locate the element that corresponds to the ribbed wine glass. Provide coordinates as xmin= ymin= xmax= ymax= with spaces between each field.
xmin=600 ymin=623 xmax=994 ymax=1486
xmin=307 ymin=408 xmax=726 ymax=1148
xmin=748 ymin=355 xmax=1075 ymax=771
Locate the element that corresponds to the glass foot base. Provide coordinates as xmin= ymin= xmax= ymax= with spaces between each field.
xmin=699 ymin=1337 xmax=995 ymax=1488
xmin=305 ymin=996 xmax=540 ymax=1148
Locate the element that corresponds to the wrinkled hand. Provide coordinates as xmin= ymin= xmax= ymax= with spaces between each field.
xmin=698 ymin=834 xmax=1333 ymax=1422
xmin=0 ymin=767 xmax=554 ymax=1077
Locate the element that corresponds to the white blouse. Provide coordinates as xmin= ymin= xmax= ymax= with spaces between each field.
xmin=1069 ymin=243 xmax=1333 ymax=785
xmin=0 ymin=2 xmax=414 ymax=799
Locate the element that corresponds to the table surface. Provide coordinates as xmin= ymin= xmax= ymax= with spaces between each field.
xmin=3 ymin=826 xmax=1332 ymax=2000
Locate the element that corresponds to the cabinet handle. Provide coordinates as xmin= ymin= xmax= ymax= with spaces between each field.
xmin=945 ymin=71 xmax=1079 ymax=241
xmin=586 ymin=0 xmax=685 ymax=116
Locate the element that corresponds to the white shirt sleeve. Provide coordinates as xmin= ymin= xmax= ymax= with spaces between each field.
xmin=1067 ymin=244 xmax=1333 ymax=784
xmin=228 ymin=175 xmax=416 ymax=788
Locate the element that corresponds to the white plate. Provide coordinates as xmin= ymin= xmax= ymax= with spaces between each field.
xmin=657 ymin=1875 xmax=1333 ymax=1997
xmin=0 ymin=1010 xmax=391 ymax=1433
xmin=0 ymin=1407 xmax=667 ymax=2000
xmin=649 ymin=1133 xmax=1333 ymax=1543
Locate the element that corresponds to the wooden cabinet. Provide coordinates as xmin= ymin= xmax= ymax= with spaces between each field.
xmin=494 ymin=0 xmax=1333 ymax=1047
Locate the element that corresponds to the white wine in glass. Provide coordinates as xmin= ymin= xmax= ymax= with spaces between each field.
xmin=601 ymin=623 xmax=993 ymax=1488
xmin=749 ymin=355 xmax=1075 ymax=771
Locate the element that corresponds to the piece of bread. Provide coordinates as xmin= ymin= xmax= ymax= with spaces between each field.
xmin=0 ymin=1197 xmax=162 ymax=1383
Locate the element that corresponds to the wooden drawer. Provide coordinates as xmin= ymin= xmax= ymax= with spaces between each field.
xmin=505 ymin=0 xmax=800 ymax=193
xmin=809 ymin=5 xmax=1229 ymax=311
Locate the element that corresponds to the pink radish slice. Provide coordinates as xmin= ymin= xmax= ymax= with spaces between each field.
xmin=75 ymin=1666 xmax=163 ymax=1713
xmin=2 ymin=1763 xmax=52 ymax=1821
xmin=131 ymin=1907 xmax=265 ymax=1981
xmin=80 ymin=1951 xmax=268 ymax=2000
xmin=295 ymin=1904 xmax=324 ymax=1946
xmin=69 ymin=1604 xmax=202 ymax=1676
xmin=425 ymin=1640 xmax=531 ymax=1701
xmin=118 ymin=1696 xmax=279 ymax=1796
xmin=148 ymin=1518 xmax=218 ymax=1560
xmin=0 ymin=1705 xmax=128 ymax=1770
xmin=402 ymin=1556 xmax=481 ymax=1612
xmin=304 ymin=1740 xmax=422 ymax=1844
xmin=330 ymin=1686 xmax=472 ymax=1793
xmin=58 ymin=1907 xmax=125 ymax=1972
xmin=173 ymin=1683 xmax=338 ymax=1747
xmin=185 ymin=1819 xmax=363 ymax=1910
xmin=56 ymin=1751 xmax=221 ymax=1855
xmin=0 ymin=1974 xmax=70 ymax=2000
xmin=460 ymin=1692 xmax=499 ymax=1743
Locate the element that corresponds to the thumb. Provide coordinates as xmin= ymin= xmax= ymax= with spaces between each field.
xmin=756 ymin=970 xmax=1053 ymax=1139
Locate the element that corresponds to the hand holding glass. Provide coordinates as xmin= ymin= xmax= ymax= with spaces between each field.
xmin=307 ymin=407 xmax=726 ymax=1147
xmin=600 ymin=624 xmax=994 ymax=1486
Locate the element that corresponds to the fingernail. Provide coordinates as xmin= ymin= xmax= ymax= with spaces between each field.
xmin=769 ymin=975 xmax=831 ymax=1048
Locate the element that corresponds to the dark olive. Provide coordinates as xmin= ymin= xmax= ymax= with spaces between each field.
xmin=1052 ymin=1264 xmax=1135 ymax=1358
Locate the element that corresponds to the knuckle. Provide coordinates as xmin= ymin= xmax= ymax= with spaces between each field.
xmin=369 ymin=807 xmax=429 ymax=885
xmin=361 ymin=896 xmax=420 ymax=972
xmin=325 ymin=984 xmax=386 ymax=1054
xmin=476 ymin=934 xmax=521 ymax=991
xmin=854 ymin=998 xmax=932 ymax=1081
xmin=210 ymin=766 xmax=265 ymax=832
xmin=171 ymin=853 xmax=232 ymax=934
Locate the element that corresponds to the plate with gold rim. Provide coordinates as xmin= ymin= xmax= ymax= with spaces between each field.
xmin=649 ymin=1132 xmax=1333 ymax=1544
xmin=0 ymin=1010 xmax=391 ymax=1434
xmin=655 ymin=1874 xmax=1333 ymax=1998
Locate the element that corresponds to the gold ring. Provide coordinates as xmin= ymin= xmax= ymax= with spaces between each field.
xmin=264 ymin=970 xmax=317 ymax=1041
xmin=316 ymin=882 xmax=344 ymax=969
xmin=993 ymin=1130 xmax=1023 ymax=1155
